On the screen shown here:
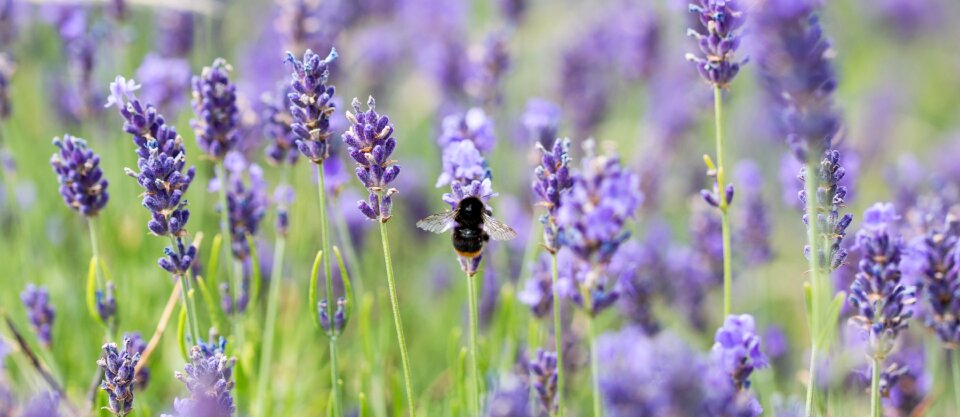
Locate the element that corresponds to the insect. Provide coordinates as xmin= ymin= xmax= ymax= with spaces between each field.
xmin=416 ymin=196 xmax=517 ymax=258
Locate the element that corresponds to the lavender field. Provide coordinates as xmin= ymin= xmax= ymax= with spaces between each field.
xmin=1 ymin=0 xmax=960 ymax=416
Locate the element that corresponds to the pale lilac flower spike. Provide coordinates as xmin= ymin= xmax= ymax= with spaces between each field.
xmin=104 ymin=76 xmax=141 ymax=109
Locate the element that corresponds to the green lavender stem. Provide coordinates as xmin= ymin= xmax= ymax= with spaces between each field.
xmin=952 ymin=350 xmax=960 ymax=415
xmin=551 ymin=251 xmax=565 ymax=417
xmin=587 ymin=314 xmax=602 ymax=417
xmin=317 ymin=163 xmax=341 ymax=416
xmin=466 ymin=268 xmax=481 ymax=416
xmin=870 ymin=356 xmax=882 ymax=417
xmin=803 ymin=155 xmax=822 ymax=417
xmin=254 ymin=166 xmax=290 ymax=416
xmin=168 ymin=236 xmax=201 ymax=345
xmin=87 ymin=218 xmax=107 ymax=300
xmin=375 ymin=193 xmax=416 ymax=417
xmin=713 ymin=86 xmax=734 ymax=317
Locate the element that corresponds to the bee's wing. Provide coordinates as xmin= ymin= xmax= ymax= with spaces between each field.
xmin=416 ymin=211 xmax=457 ymax=234
xmin=482 ymin=213 xmax=518 ymax=241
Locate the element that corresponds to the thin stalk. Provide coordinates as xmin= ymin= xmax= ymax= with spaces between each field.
xmin=254 ymin=166 xmax=291 ymax=416
xmin=466 ymin=269 xmax=481 ymax=416
xmin=870 ymin=356 xmax=882 ymax=417
xmin=231 ymin=258 xmax=245 ymax=348
xmin=587 ymin=315 xmax=602 ymax=417
xmin=317 ymin=163 xmax=341 ymax=416
xmin=550 ymin=251 xmax=565 ymax=417
xmin=713 ymin=86 xmax=734 ymax=317
xmin=169 ymin=236 xmax=201 ymax=345
xmin=803 ymin=155 xmax=821 ymax=417
xmin=331 ymin=195 xmax=365 ymax=297
xmin=952 ymin=350 xmax=960 ymax=415
xmin=87 ymin=218 xmax=107 ymax=297
xmin=376 ymin=192 xmax=416 ymax=417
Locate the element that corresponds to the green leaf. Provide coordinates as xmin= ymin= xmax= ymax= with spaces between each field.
xmin=197 ymin=275 xmax=226 ymax=334
xmin=332 ymin=246 xmax=354 ymax=332
xmin=86 ymin=256 xmax=104 ymax=326
xmin=177 ymin=304 xmax=188 ymax=361
xmin=246 ymin=233 xmax=261 ymax=309
xmin=310 ymin=250 xmax=323 ymax=330
xmin=817 ymin=291 xmax=847 ymax=351
xmin=207 ymin=233 xmax=223 ymax=286
xmin=358 ymin=392 xmax=367 ymax=417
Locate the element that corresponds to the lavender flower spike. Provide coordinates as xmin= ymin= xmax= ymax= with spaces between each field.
xmin=215 ymin=152 xmax=268 ymax=260
xmin=711 ymin=314 xmax=768 ymax=391
xmin=285 ymin=48 xmax=338 ymax=164
xmin=800 ymin=150 xmax=853 ymax=272
xmin=848 ymin=203 xmax=916 ymax=358
xmin=533 ymin=137 xmax=573 ymax=252
xmin=98 ymin=338 xmax=141 ymax=417
xmin=191 ymin=59 xmax=240 ymax=161
xmin=911 ymin=214 xmax=960 ymax=346
xmin=343 ymin=96 xmax=400 ymax=223
xmin=50 ymin=134 xmax=109 ymax=217
xmin=20 ymin=284 xmax=55 ymax=348
xmin=173 ymin=344 xmax=236 ymax=417
xmin=529 ymin=349 xmax=559 ymax=413
xmin=686 ymin=0 xmax=747 ymax=88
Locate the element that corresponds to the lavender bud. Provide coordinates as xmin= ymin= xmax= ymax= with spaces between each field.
xmin=98 ymin=338 xmax=141 ymax=417
xmin=343 ymin=96 xmax=400 ymax=223
xmin=686 ymin=0 xmax=747 ymax=88
xmin=285 ymin=48 xmax=338 ymax=164
xmin=50 ymin=134 xmax=109 ymax=217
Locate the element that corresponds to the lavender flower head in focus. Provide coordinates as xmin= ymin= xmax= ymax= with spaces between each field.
xmin=343 ymin=96 xmax=400 ymax=223
xmin=191 ymin=59 xmax=240 ymax=161
xmin=711 ymin=314 xmax=768 ymax=391
xmin=285 ymin=48 xmax=338 ymax=164
xmin=50 ymin=134 xmax=109 ymax=217
xmin=98 ymin=338 xmax=141 ymax=417
xmin=800 ymin=149 xmax=853 ymax=272
xmin=848 ymin=203 xmax=916 ymax=358
xmin=533 ymin=138 xmax=573 ymax=253
xmin=20 ymin=284 xmax=55 ymax=348
xmin=686 ymin=0 xmax=747 ymax=88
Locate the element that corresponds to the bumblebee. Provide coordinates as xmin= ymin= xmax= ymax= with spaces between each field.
xmin=416 ymin=196 xmax=517 ymax=258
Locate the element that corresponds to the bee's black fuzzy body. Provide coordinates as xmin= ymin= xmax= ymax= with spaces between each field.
xmin=452 ymin=197 xmax=489 ymax=259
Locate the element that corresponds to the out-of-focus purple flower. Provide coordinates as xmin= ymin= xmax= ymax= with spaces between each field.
xmin=135 ymin=54 xmax=191 ymax=117
xmin=155 ymin=11 xmax=194 ymax=58
xmin=533 ymin=138 xmax=573 ymax=252
xmin=20 ymin=393 xmax=61 ymax=417
xmin=874 ymin=0 xmax=942 ymax=41
xmin=20 ymin=284 xmax=55 ymax=348
xmin=191 ymin=59 xmax=240 ymax=161
xmin=497 ymin=0 xmax=526 ymax=25
xmin=210 ymin=152 xmax=268 ymax=260
xmin=343 ymin=97 xmax=400 ymax=222
xmin=615 ymin=2 xmax=662 ymax=81
xmin=50 ymin=134 xmax=109 ymax=217
xmin=485 ymin=376 xmax=531 ymax=417
xmin=711 ymin=314 xmax=768 ymax=390
xmin=98 ymin=338 xmax=140 ymax=417
xmin=285 ymin=48 xmax=338 ymax=164
xmin=317 ymin=297 xmax=347 ymax=336
xmin=123 ymin=332 xmax=150 ymax=390
xmin=466 ymin=32 xmax=510 ymax=107
xmin=755 ymin=0 xmax=840 ymax=162
xmin=559 ymin=27 xmax=612 ymax=137
xmin=173 ymin=344 xmax=236 ymax=417
xmin=519 ymin=99 xmax=561 ymax=148
xmin=274 ymin=184 xmax=295 ymax=238
xmin=611 ymin=240 xmax=660 ymax=334
xmin=96 ymin=281 xmax=117 ymax=324
xmin=690 ymin=201 xmax=724 ymax=285
xmin=848 ymin=203 xmax=916 ymax=358
xmin=439 ymin=107 xmax=496 ymax=155
xmin=262 ymin=84 xmax=298 ymax=166
xmin=908 ymin=212 xmax=960 ymax=346
xmin=518 ymin=253 xmax=555 ymax=318
xmin=800 ymin=150 xmax=853 ymax=272
xmin=0 ymin=0 xmax=15 ymax=47
xmin=686 ymin=0 xmax=746 ymax=87
xmin=276 ymin=0 xmax=350 ymax=55
xmin=528 ymin=348 xmax=558 ymax=413
xmin=108 ymin=76 xmax=197 ymax=277
xmin=0 ymin=53 xmax=13 ymax=119
xmin=734 ymin=160 xmax=772 ymax=265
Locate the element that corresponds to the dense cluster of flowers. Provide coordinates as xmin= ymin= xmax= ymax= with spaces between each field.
xmin=107 ymin=76 xmax=198 ymax=276
xmin=97 ymin=338 xmax=141 ymax=417
xmin=532 ymin=137 xmax=572 ymax=252
xmin=49 ymin=134 xmax=109 ymax=217
xmin=191 ymin=59 xmax=240 ymax=161
xmin=342 ymin=96 xmax=399 ymax=222
xmin=909 ymin=213 xmax=960 ymax=346
xmin=20 ymin=284 xmax=55 ymax=348
xmin=170 ymin=344 xmax=237 ymax=417
xmin=686 ymin=0 xmax=746 ymax=87
xmin=848 ymin=203 xmax=916 ymax=357
xmin=285 ymin=48 xmax=339 ymax=164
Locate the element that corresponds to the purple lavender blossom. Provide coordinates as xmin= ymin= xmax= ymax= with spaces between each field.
xmin=155 ymin=11 xmax=194 ymax=58
xmin=466 ymin=32 xmax=510 ymax=107
xmin=615 ymin=2 xmax=662 ymax=81
xmin=123 ymin=332 xmax=150 ymax=390
xmin=172 ymin=345 xmax=236 ymax=417
xmin=874 ymin=0 xmax=942 ymax=41
xmin=908 ymin=212 xmax=960 ymax=346
xmin=20 ymin=393 xmax=61 ymax=417
xmin=274 ymin=184 xmax=295 ymax=238
xmin=135 ymin=54 xmax=191 ymax=116
xmin=191 ymin=59 xmax=240 ymax=161
xmin=848 ymin=203 xmax=916 ymax=358
xmin=734 ymin=160 xmax=772 ymax=265
xmin=318 ymin=297 xmax=347 ymax=336
xmin=343 ymin=97 xmax=400 ymax=222
xmin=533 ymin=137 xmax=573 ymax=252
xmin=559 ymin=27 xmax=612 ymax=137
xmin=0 ymin=0 xmax=14 ymax=47
xmin=485 ymin=376 xmax=531 ymax=417
xmin=107 ymin=76 xmax=198 ymax=277
xmin=528 ymin=348 xmax=558 ymax=413
xmin=285 ymin=48 xmax=338 ymax=164
xmin=439 ymin=107 xmax=496 ymax=154
xmin=518 ymin=254 xmax=555 ymax=318
xmin=262 ymin=84 xmax=298 ymax=166
xmin=50 ymin=134 xmax=109 ymax=217
xmin=497 ymin=0 xmax=526 ymax=24
xmin=0 ymin=53 xmax=12 ymax=119
xmin=690 ymin=200 xmax=724 ymax=284
xmin=611 ymin=240 xmax=660 ymax=333
xmin=755 ymin=0 xmax=840 ymax=162
xmin=711 ymin=314 xmax=768 ymax=390
xmin=20 ymin=284 xmax=54 ymax=348
xmin=98 ymin=338 xmax=141 ymax=417
xmin=800 ymin=150 xmax=853 ymax=272
xmin=210 ymin=152 xmax=268 ymax=260
xmin=97 ymin=281 xmax=117 ymax=324
xmin=519 ymin=99 xmax=561 ymax=147
xmin=276 ymin=0 xmax=350 ymax=55
xmin=686 ymin=0 xmax=746 ymax=88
